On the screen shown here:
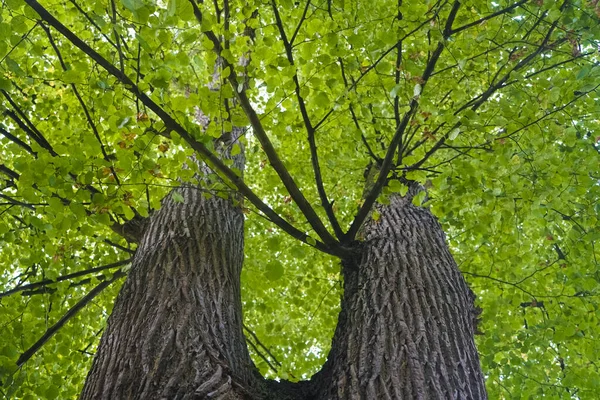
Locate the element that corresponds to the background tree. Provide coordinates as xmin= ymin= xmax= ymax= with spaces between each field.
xmin=0 ymin=0 xmax=599 ymax=398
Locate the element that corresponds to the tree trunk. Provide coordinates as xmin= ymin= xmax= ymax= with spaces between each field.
xmin=314 ymin=190 xmax=487 ymax=399
xmin=81 ymin=182 xmax=486 ymax=398
xmin=80 ymin=184 xmax=258 ymax=399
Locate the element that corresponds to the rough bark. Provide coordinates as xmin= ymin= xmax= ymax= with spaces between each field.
xmin=81 ymin=180 xmax=486 ymax=399
xmin=313 ymin=189 xmax=487 ymax=399
xmin=80 ymin=183 xmax=257 ymax=399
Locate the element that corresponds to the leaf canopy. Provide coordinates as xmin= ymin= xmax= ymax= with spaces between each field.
xmin=1 ymin=0 xmax=599 ymax=398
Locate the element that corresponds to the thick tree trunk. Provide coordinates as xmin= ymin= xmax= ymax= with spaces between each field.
xmin=80 ymin=184 xmax=258 ymax=399
xmin=314 ymin=191 xmax=487 ymax=399
xmin=81 ymin=180 xmax=486 ymax=399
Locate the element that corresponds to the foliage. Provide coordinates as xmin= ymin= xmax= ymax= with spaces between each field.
xmin=0 ymin=0 xmax=599 ymax=398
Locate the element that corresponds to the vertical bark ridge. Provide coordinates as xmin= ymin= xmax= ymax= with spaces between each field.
xmin=315 ymin=193 xmax=486 ymax=399
xmin=80 ymin=183 xmax=257 ymax=399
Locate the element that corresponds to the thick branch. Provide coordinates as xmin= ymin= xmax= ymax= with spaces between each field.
xmin=345 ymin=1 xmax=460 ymax=241
xmin=271 ymin=0 xmax=344 ymax=240
xmin=0 ymin=123 xmax=35 ymax=155
xmin=25 ymin=0 xmax=348 ymax=257
xmin=0 ymin=164 xmax=20 ymax=180
xmin=190 ymin=0 xmax=339 ymax=248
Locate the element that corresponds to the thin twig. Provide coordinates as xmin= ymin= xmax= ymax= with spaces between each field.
xmin=0 ymin=259 xmax=131 ymax=299
xmin=16 ymin=270 xmax=126 ymax=366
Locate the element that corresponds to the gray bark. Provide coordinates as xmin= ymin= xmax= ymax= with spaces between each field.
xmin=80 ymin=184 xmax=257 ymax=399
xmin=314 ymin=191 xmax=487 ymax=399
xmin=81 ymin=185 xmax=486 ymax=399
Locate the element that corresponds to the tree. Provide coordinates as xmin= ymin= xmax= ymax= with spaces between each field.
xmin=0 ymin=0 xmax=599 ymax=398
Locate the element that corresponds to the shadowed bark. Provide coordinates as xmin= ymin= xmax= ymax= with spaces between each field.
xmin=314 ymin=189 xmax=486 ymax=399
xmin=80 ymin=182 xmax=257 ymax=399
xmin=81 ymin=182 xmax=486 ymax=399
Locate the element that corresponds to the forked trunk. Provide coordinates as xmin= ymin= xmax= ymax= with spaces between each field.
xmin=81 ymin=185 xmax=486 ymax=399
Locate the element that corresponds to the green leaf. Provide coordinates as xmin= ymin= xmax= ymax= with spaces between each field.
xmin=399 ymin=184 xmax=409 ymax=197
xmin=45 ymin=386 xmax=59 ymax=398
xmin=314 ymin=92 xmax=329 ymax=108
xmin=448 ymin=127 xmax=460 ymax=140
xmin=390 ymin=84 xmax=402 ymax=98
xmin=411 ymin=191 xmax=427 ymax=206
xmin=372 ymin=210 xmax=381 ymax=221
xmin=121 ymin=0 xmax=144 ymax=11
xmin=5 ymin=56 xmax=24 ymax=76
xmin=231 ymin=144 xmax=241 ymax=156
xmin=0 ymin=77 xmax=11 ymax=90
xmin=172 ymin=191 xmax=185 ymax=203
xmin=266 ymin=237 xmax=280 ymax=251
xmin=167 ymin=0 xmax=177 ymax=17
xmin=265 ymin=260 xmax=284 ymax=281
xmin=576 ymin=66 xmax=591 ymax=80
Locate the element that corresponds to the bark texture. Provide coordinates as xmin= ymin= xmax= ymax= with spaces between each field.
xmin=314 ymin=191 xmax=487 ymax=399
xmin=81 ymin=182 xmax=486 ymax=399
xmin=80 ymin=184 xmax=257 ymax=399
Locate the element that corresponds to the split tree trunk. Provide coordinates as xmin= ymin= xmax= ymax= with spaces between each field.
xmin=81 ymin=185 xmax=486 ymax=399
xmin=80 ymin=184 xmax=258 ymax=399
xmin=314 ymin=191 xmax=487 ymax=399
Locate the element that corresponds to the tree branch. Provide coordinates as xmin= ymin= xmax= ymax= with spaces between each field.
xmin=109 ymin=0 xmax=125 ymax=73
xmin=0 ymin=193 xmax=36 ymax=210
xmin=67 ymin=0 xmax=117 ymax=48
xmin=2 ymin=91 xmax=57 ymax=156
xmin=290 ymin=0 xmax=311 ymax=46
xmin=409 ymin=122 xmax=461 ymax=170
xmin=0 ymin=123 xmax=35 ymax=155
xmin=243 ymin=323 xmax=282 ymax=374
xmin=339 ymin=58 xmax=382 ymax=163
xmin=102 ymin=238 xmax=136 ymax=255
xmin=271 ymin=0 xmax=344 ymax=240
xmin=498 ymin=83 xmax=600 ymax=140
xmin=190 ymin=0 xmax=340 ymax=248
xmin=0 ymin=259 xmax=131 ymax=299
xmin=345 ymin=1 xmax=461 ymax=241
xmin=394 ymin=21 xmax=403 ymax=164
xmin=244 ymin=334 xmax=279 ymax=375
xmin=0 ymin=164 xmax=20 ymax=180
xmin=456 ymin=6 xmax=561 ymax=113
xmin=40 ymin=23 xmax=122 ymax=186
xmin=16 ymin=269 xmax=125 ymax=367
xmin=25 ymin=0 xmax=348 ymax=257
xmin=450 ymin=0 xmax=530 ymax=36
